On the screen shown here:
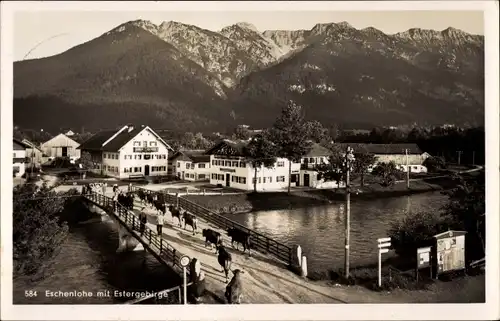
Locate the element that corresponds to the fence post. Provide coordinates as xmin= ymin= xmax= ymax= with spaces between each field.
xmin=294 ymin=245 xmax=302 ymax=267
xmin=301 ymin=256 xmax=308 ymax=278
xmin=160 ymin=238 xmax=163 ymax=253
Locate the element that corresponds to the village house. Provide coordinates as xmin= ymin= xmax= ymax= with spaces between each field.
xmin=40 ymin=133 xmax=81 ymax=163
xmin=13 ymin=139 xmax=28 ymax=178
xmin=77 ymin=125 xmax=173 ymax=179
xmin=170 ymin=150 xmax=211 ymax=181
xmin=336 ymin=143 xmax=430 ymax=173
xmin=22 ymin=138 xmax=44 ymax=168
xmin=299 ymin=143 xmax=339 ymax=188
xmin=205 ymin=139 xmax=301 ymax=191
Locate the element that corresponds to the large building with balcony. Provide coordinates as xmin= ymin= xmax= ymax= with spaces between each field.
xmin=205 ymin=139 xmax=301 ymax=191
xmin=77 ymin=125 xmax=173 ymax=179
xmin=170 ymin=149 xmax=211 ymax=181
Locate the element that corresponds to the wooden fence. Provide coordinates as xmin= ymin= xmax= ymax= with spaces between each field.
xmin=84 ymin=192 xmax=191 ymax=278
xmin=132 ymin=186 xmax=294 ymax=266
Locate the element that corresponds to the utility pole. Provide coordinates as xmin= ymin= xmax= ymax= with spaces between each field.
xmin=405 ymin=148 xmax=410 ymax=188
xmin=344 ymin=146 xmax=354 ymax=279
xmin=456 ymin=151 xmax=463 ymax=165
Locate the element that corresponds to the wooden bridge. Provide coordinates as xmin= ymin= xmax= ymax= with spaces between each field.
xmin=81 ymin=187 xmax=319 ymax=304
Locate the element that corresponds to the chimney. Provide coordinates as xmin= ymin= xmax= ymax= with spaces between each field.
xmin=126 ymin=124 xmax=134 ymax=133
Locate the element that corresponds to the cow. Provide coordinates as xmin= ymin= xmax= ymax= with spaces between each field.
xmin=153 ymin=200 xmax=166 ymax=214
xmin=225 ymin=269 xmax=245 ymax=304
xmin=227 ymin=227 xmax=252 ymax=256
xmin=202 ymin=229 xmax=221 ymax=253
xmin=146 ymin=193 xmax=155 ymax=207
xmin=217 ymin=244 xmax=232 ymax=283
xmin=136 ymin=189 xmax=147 ymax=204
xmin=169 ymin=205 xmax=182 ymax=227
xmin=118 ymin=192 xmax=134 ymax=210
xmin=181 ymin=211 xmax=198 ymax=235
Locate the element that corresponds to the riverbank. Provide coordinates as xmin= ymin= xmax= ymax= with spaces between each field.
xmin=184 ymin=177 xmax=454 ymax=214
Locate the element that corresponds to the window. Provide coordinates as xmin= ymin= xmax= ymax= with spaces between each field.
xmin=241 ymin=177 xmax=246 ymax=184
xmin=103 ymin=154 xmax=107 ymax=159
xmin=212 ymin=160 xmax=216 ymax=166
xmin=186 ymin=163 xmax=191 ymax=169
xmin=135 ymin=155 xmax=142 ymax=160
xmin=309 ymin=157 xmax=315 ymax=163
xmin=211 ymin=174 xmax=216 ymax=180
xmin=232 ymin=161 xmax=238 ymax=167
xmin=177 ymin=162 xmax=180 ymax=167
xmin=277 ymin=161 xmax=285 ymax=167
xmin=134 ymin=167 xmax=142 ymax=172
xmin=268 ymin=177 xmax=272 ymax=183
xmin=239 ymin=162 xmax=246 ymax=168
xmin=133 ymin=141 xmax=141 ymax=146
xmin=144 ymin=154 xmax=151 ymax=160
xmin=199 ymin=174 xmax=206 ymax=179
xmin=198 ymin=163 xmax=206 ymax=169
xmin=149 ymin=141 xmax=157 ymax=146
xmin=277 ymin=176 xmax=285 ymax=182
xmin=218 ymin=174 xmax=224 ymax=180
xmin=225 ymin=161 xmax=231 ymax=167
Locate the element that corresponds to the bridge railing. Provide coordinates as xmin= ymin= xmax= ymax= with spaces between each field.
xmin=132 ymin=186 xmax=293 ymax=266
xmin=85 ymin=192 xmax=190 ymax=277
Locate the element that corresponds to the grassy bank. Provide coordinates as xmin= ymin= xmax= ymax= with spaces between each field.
xmin=184 ymin=177 xmax=454 ymax=214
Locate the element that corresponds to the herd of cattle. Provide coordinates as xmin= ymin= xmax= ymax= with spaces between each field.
xmin=113 ymin=187 xmax=250 ymax=304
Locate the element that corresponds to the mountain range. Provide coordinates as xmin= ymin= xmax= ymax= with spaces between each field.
xmin=13 ymin=19 xmax=484 ymax=133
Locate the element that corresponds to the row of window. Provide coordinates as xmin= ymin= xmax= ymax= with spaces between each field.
xmin=123 ymin=154 xmax=167 ymax=160
xmin=212 ymin=159 xmax=247 ymax=168
xmin=151 ymin=166 xmax=167 ymax=172
xmin=106 ymin=166 xmax=119 ymax=173
xmin=210 ymin=174 xmax=286 ymax=184
xmin=124 ymin=167 xmax=143 ymax=173
xmin=104 ymin=153 xmax=119 ymax=160
xmin=179 ymin=162 xmax=206 ymax=169
xmin=302 ymin=157 xmax=327 ymax=164
xmin=133 ymin=141 xmax=158 ymax=147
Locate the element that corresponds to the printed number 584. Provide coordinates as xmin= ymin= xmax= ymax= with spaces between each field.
xmin=25 ymin=290 xmax=38 ymax=297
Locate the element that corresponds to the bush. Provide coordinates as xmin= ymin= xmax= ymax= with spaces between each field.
xmin=13 ymin=183 xmax=75 ymax=279
xmin=423 ymin=156 xmax=446 ymax=172
xmin=388 ymin=211 xmax=446 ymax=260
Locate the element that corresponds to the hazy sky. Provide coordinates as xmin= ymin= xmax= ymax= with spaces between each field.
xmin=14 ymin=10 xmax=484 ymax=61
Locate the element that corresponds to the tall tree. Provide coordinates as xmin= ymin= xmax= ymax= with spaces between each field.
xmin=13 ymin=184 xmax=73 ymax=278
xmin=243 ymin=132 xmax=277 ymax=192
xmin=268 ymin=101 xmax=313 ymax=193
xmin=371 ymin=161 xmax=401 ymax=187
xmin=234 ymin=126 xmax=251 ymax=140
xmin=304 ymin=120 xmax=328 ymax=143
xmin=353 ymin=151 xmax=378 ymax=187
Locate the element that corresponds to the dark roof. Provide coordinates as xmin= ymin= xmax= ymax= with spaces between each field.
xmin=101 ymin=127 xmax=143 ymax=152
xmin=78 ymin=126 xmax=173 ymax=152
xmin=335 ymin=143 xmax=423 ymax=155
xmin=205 ymin=139 xmax=249 ymax=156
xmin=304 ymin=143 xmax=331 ymax=157
xmin=171 ymin=150 xmax=210 ymax=163
xmin=77 ymin=130 xmax=116 ymax=151
xmin=13 ymin=139 xmax=29 ymax=150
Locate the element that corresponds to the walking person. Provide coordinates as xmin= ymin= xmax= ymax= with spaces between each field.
xmin=156 ymin=213 xmax=164 ymax=235
xmin=139 ymin=208 xmax=147 ymax=236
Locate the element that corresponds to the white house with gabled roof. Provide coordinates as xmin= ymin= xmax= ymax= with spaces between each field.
xmin=78 ymin=125 xmax=173 ymax=179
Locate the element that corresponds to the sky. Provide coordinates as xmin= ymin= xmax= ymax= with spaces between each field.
xmin=13 ymin=9 xmax=484 ymax=61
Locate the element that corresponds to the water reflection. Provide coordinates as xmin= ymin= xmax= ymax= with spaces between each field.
xmin=223 ymin=192 xmax=447 ymax=273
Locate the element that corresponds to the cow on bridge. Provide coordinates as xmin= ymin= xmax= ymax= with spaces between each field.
xmin=225 ymin=269 xmax=244 ymax=304
xmin=217 ymin=243 xmax=232 ymax=283
xmin=168 ymin=205 xmax=182 ymax=227
xmin=202 ymin=229 xmax=221 ymax=253
xmin=135 ymin=189 xmax=147 ymax=205
xmin=227 ymin=227 xmax=252 ymax=256
xmin=152 ymin=200 xmax=166 ymax=215
xmin=181 ymin=211 xmax=198 ymax=235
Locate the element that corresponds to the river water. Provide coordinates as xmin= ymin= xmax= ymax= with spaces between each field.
xmin=13 ymin=191 xmax=447 ymax=304
xmin=222 ymin=192 xmax=448 ymax=273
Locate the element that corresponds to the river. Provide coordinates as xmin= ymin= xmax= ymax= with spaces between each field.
xmin=13 ymin=191 xmax=447 ymax=304
xmin=221 ymin=191 xmax=448 ymax=273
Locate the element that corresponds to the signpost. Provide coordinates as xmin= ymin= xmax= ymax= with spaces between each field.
xmin=180 ymin=255 xmax=190 ymax=305
xmin=377 ymin=237 xmax=391 ymax=287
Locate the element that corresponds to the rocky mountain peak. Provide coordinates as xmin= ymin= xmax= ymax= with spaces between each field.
xmin=234 ymin=22 xmax=259 ymax=33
